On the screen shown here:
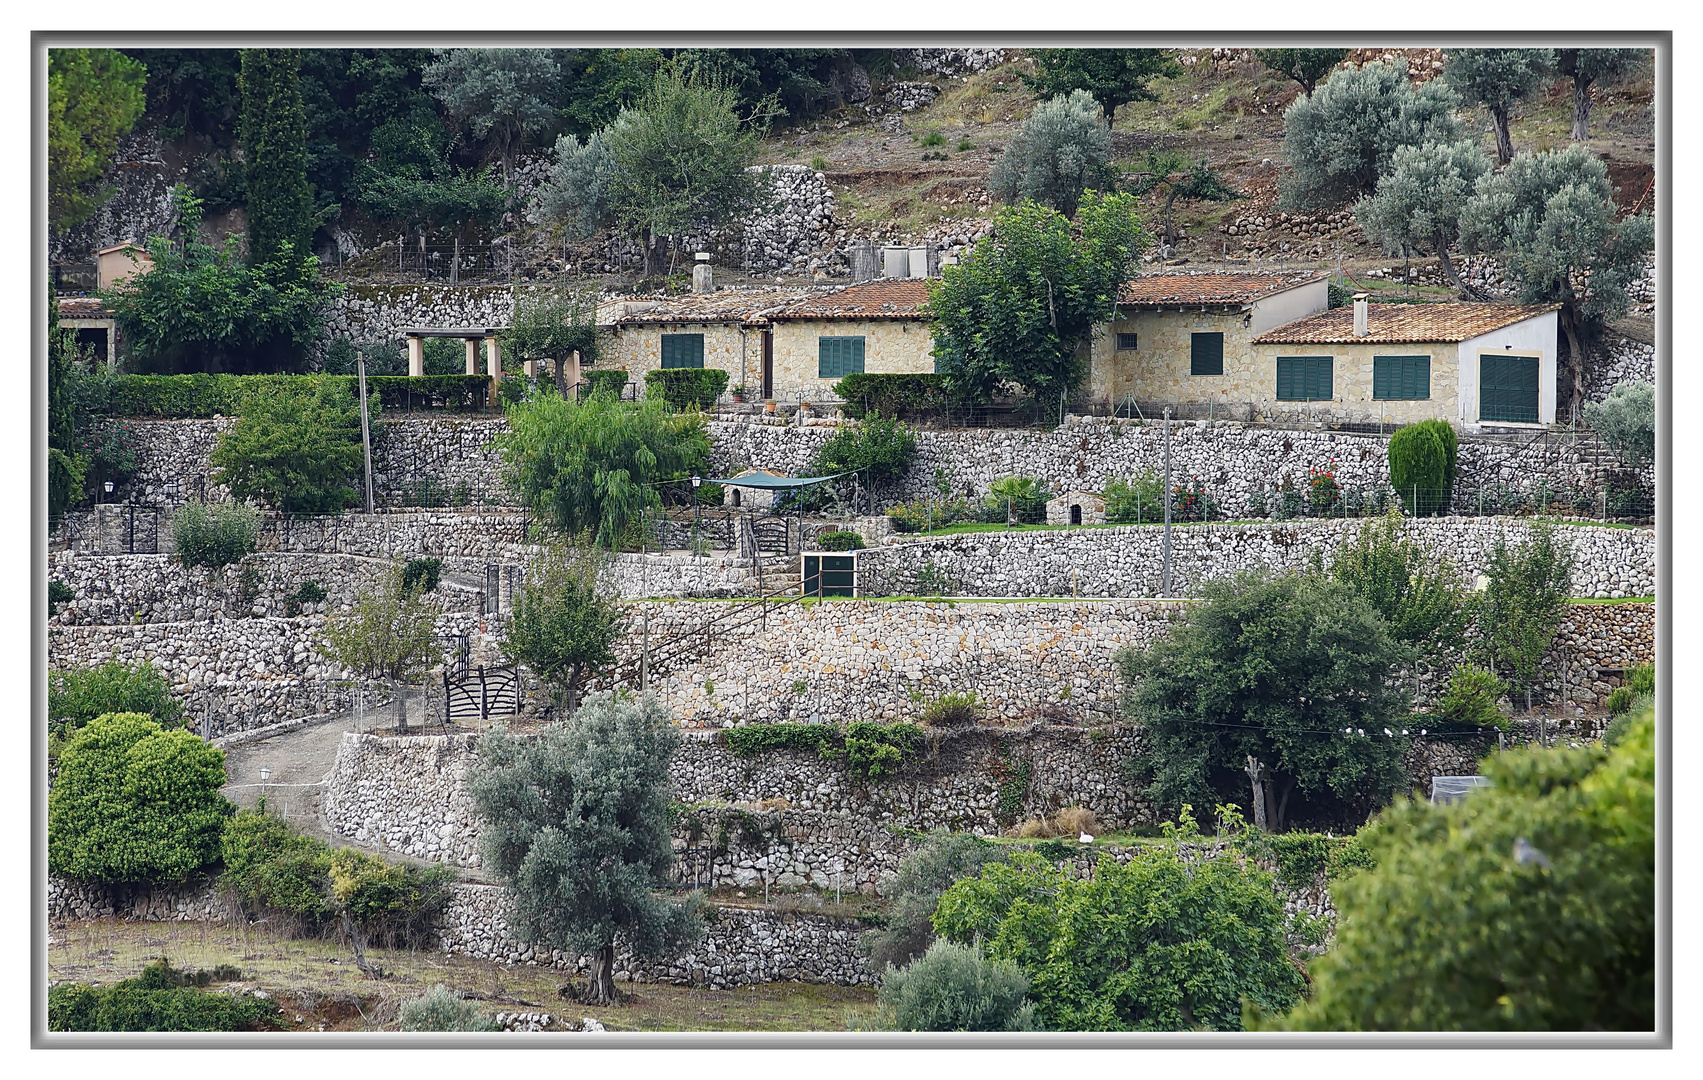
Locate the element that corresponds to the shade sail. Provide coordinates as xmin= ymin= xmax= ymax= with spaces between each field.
xmin=707 ymin=471 xmax=849 ymax=489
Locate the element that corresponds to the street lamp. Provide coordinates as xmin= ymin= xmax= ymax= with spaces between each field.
xmin=690 ymin=475 xmax=702 ymax=559
xmin=259 ymin=766 xmax=271 ymax=811
xmin=102 ymin=480 xmax=114 ymax=505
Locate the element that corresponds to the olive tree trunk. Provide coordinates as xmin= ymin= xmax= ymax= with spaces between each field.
xmin=585 ymin=943 xmax=617 ymax=1004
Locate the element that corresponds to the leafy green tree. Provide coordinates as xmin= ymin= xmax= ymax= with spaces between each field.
xmin=1585 ymin=380 xmax=1654 ymax=467
xmin=555 ymin=49 xmax=663 ymax=137
xmin=872 ymin=939 xmax=1037 ymax=1032
xmin=170 ymin=500 xmax=261 ymax=571
xmin=1331 ymin=510 xmax=1469 ymax=653
xmin=49 ymin=278 xmax=89 ymax=523
xmin=987 ymin=90 xmax=1114 ymax=218
xmin=1254 ymin=49 xmax=1350 ymax=97
xmin=495 ymin=390 xmax=709 ymax=548
xmin=1459 ymin=145 xmax=1654 ymax=416
xmin=928 ymin=191 xmax=1148 ymax=404
xmin=1355 ymin=140 xmax=1493 ymax=292
xmin=1556 ymin=49 xmax=1647 ymax=140
xmin=810 ymin=413 xmax=917 ymax=508
xmin=861 ymin=833 xmax=1008 ymax=972
xmin=423 ymin=48 xmax=562 ymax=186
xmin=209 ymin=377 xmax=367 ymax=514
xmin=295 ymin=48 xmax=441 ymax=211
xmin=240 ymin=49 xmax=319 ymax=267
xmin=1117 ymin=570 xmax=1410 ymax=831
xmin=1022 ymin=49 xmax=1180 ymax=118
xmin=49 ymin=661 xmax=185 ymax=738
xmin=120 ymin=48 xmax=242 ymax=147
xmin=1278 ymin=60 xmax=1464 ymax=212
xmin=1259 ymin=708 xmax=1653 ymax=1031
xmin=933 ymin=849 xmax=1305 ymax=1031
xmin=316 ymin=563 xmax=442 ymax=731
xmin=104 ymin=188 xmax=342 ymax=374
xmin=502 ymin=288 xmax=601 ymax=399
xmin=1442 ymin=49 xmax=1555 ymax=166
xmin=1476 ymin=521 xmax=1575 ymax=713
xmin=1386 ymin=416 xmax=1459 ymax=516
xmin=500 ymin=543 xmax=625 ymax=715
xmin=359 ymin=163 xmax=505 ymax=284
xmin=1125 ymin=149 xmax=1241 ymax=251
xmin=466 ymin=691 xmax=703 ymax=1005
xmin=48 ymin=48 xmax=148 ymax=231
xmin=538 ymin=59 xmax=776 ymax=276
xmin=49 ymin=712 xmax=232 ymax=884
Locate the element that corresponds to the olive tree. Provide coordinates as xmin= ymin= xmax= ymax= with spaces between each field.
xmin=1584 ymin=380 xmax=1655 ymax=467
xmin=466 ymin=692 xmax=702 ymax=1004
xmin=1354 ymin=140 xmax=1492 ymax=292
xmin=1254 ymin=49 xmax=1350 ymax=97
xmin=1125 ymin=149 xmax=1240 ymax=251
xmin=422 ymin=48 xmax=561 ymax=186
xmin=987 ymin=89 xmax=1114 ymax=218
xmin=1441 ymin=49 xmax=1555 ymax=165
xmin=1556 ymin=49 xmax=1647 ymax=141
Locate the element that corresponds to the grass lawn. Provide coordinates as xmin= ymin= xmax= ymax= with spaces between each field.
xmin=48 ymin=917 xmax=874 ymax=1033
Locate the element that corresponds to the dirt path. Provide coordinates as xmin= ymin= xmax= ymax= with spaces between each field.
xmin=219 ymin=717 xmax=349 ymax=841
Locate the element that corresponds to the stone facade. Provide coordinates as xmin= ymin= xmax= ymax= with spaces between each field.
xmin=1250 ymin=339 xmax=1463 ymax=427
xmin=769 ymin=316 xmax=936 ymax=400
xmin=1046 ymin=492 xmax=1107 ymax=526
xmin=602 ymin=319 xmax=758 ymax=392
xmin=1088 ymin=307 xmax=1261 ymax=411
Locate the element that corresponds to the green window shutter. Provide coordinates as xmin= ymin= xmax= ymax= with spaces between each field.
xmin=819 ymin=336 xmax=866 ymax=378
xmin=1481 ymin=354 xmax=1539 ymax=422
xmin=1374 ymin=356 xmax=1430 ymax=400
xmin=1277 ymin=356 xmax=1331 ymax=400
xmin=1190 ymin=332 xmax=1224 ymax=375
xmin=660 ymin=333 xmax=704 ymax=369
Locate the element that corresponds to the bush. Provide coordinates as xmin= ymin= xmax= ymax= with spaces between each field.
xmin=49 ymin=578 xmax=75 ymax=611
xmin=48 ymin=660 xmax=184 ymax=737
xmin=873 ymin=939 xmax=1037 ymax=1031
xmin=1388 ymin=419 xmax=1458 ymax=516
xmin=1585 ymin=380 xmax=1654 ymax=467
xmin=580 ymin=368 xmax=633 ymax=398
xmin=210 ymin=376 xmax=368 ymax=514
xmin=810 ymin=413 xmax=918 ymax=501
xmin=399 ymin=984 xmax=498 ymax=1032
xmin=986 ymin=475 xmax=1051 ymax=524
xmin=861 ymin=833 xmax=1008 ymax=973
xmin=1439 ymin=665 xmax=1508 ymax=728
xmin=90 ymin=373 xmax=488 ymax=418
xmin=1606 ymin=663 xmax=1654 ymax=717
xmin=886 ymin=494 xmax=978 ymax=534
xmin=724 ymin=721 xmax=923 ymax=780
xmin=816 ymin=530 xmax=865 ymax=551
xmin=834 ymin=374 xmax=957 ymax=419
xmin=1104 ymin=472 xmax=1164 ymax=524
xmin=171 ymin=500 xmax=261 ymax=570
xmin=644 ymin=367 xmax=729 ymax=411
xmin=1014 ymin=806 xmax=1099 ymax=839
xmin=401 ymin=557 xmax=443 ymax=594
xmin=49 ymin=712 xmax=232 ymax=883
xmin=49 ymin=961 xmax=280 ymax=1032
xmin=917 ymin=691 xmax=979 ymax=727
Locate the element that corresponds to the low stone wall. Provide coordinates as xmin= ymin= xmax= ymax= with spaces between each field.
xmin=858 ymin=519 xmax=1653 ymax=601
xmin=49 ymin=876 xmax=233 ymax=923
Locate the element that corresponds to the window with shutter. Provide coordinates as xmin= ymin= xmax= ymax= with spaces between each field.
xmin=660 ymin=333 xmax=705 ymax=369
xmin=1373 ymin=355 xmax=1431 ymax=400
xmin=1190 ymin=332 xmax=1224 ymax=375
xmin=819 ymin=336 xmax=866 ymax=378
xmin=1276 ymin=356 xmax=1333 ymax=401
xmin=1480 ymin=354 xmax=1539 ymax=423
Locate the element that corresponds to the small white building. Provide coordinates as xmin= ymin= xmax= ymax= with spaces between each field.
xmin=1047 ymin=490 xmax=1107 ymax=526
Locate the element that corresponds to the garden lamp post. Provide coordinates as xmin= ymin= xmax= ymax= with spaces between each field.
xmin=102 ymin=480 xmax=113 ymax=505
xmin=259 ymin=766 xmax=271 ymax=810
xmin=691 ymin=475 xmax=702 ymax=561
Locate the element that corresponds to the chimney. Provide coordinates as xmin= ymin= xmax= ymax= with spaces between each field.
xmin=692 ymin=252 xmax=713 ymax=294
xmin=1352 ymin=292 xmax=1369 ymax=337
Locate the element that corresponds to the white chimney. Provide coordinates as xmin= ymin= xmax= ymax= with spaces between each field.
xmin=1352 ymin=292 xmax=1370 ymax=337
xmin=692 ymin=252 xmax=713 ymax=294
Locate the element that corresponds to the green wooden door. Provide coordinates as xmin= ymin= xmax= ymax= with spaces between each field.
xmin=1480 ymin=355 xmax=1539 ymax=423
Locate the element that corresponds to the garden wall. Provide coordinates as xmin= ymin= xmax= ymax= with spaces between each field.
xmin=857 ymin=518 xmax=1653 ymax=600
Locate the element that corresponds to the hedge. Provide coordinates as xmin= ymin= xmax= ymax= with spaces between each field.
xmin=834 ymin=374 xmax=958 ymax=419
xmin=644 ymin=367 xmax=729 ymax=411
xmin=90 ymin=374 xmax=491 ymax=418
xmin=580 ymin=368 xmax=635 ymax=398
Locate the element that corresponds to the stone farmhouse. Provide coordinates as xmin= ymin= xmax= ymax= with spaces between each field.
xmin=595 ymin=270 xmax=1561 ymax=432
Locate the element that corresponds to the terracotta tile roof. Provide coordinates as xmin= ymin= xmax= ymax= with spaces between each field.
xmin=1253 ymin=302 xmax=1560 ymax=345
xmin=57 ymin=297 xmax=113 ymax=319
xmin=773 ymin=279 xmax=933 ymax=319
xmin=1118 ymin=271 xmax=1328 ymax=306
xmin=604 ymin=287 xmax=819 ymax=326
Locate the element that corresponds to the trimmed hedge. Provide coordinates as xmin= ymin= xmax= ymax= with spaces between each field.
xmin=816 ymin=530 xmax=866 ymax=551
xmin=835 ymin=374 xmax=957 ymax=419
xmin=644 ymin=367 xmax=729 ymax=411
xmin=90 ymin=374 xmax=490 ymax=418
xmin=580 ymin=368 xmax=634 ymax=398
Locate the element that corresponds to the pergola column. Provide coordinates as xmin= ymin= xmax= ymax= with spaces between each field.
xmin=464 ymin=337 xmax=480 ymax=375
xmin=484 ymin=336 xmax=502 ymax=382
xmin=407 ymin=335 xmax=425 ymax=377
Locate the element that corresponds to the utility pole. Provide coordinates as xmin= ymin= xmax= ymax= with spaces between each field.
xmin=1161 ymin=407 xmax=1173 ymax=597
xmin=357 ymin=352 xmax=376 ymax=514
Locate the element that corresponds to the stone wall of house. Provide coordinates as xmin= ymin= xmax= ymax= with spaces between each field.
xmin=856 ymin=518 xmax=1653 ymax=600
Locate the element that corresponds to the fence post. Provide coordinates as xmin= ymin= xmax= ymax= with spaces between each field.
xmin=479 ymin=665 xmax=488 ymax=726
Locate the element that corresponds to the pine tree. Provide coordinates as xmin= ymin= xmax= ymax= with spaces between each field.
xmin=240 ymin=48 xmax=317 ymax=267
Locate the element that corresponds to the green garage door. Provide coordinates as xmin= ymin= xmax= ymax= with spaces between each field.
xmin=1480 ymin=354 xmax=1539 ymax=423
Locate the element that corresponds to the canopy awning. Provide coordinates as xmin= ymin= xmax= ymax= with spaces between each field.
xmin=707 ymin=470 xmax=849 ymax=489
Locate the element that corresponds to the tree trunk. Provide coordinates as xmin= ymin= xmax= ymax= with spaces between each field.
xmin=1245 ymin=755 xmax=1268 ymax=831
xmin=1560 ymin=305 xmax=1586 ymax=421
xmin=393 ymin=678 xmax=408 ymax=734
xmin=1572 ymin=76 xmax=1593 ymax=140
xmin=450 ymin=224 xmax=462 ymax=285
xmin=1161 ymin=187 xmax=1181 ymax=247
xmin=1273 ymin=778 xmax=1293 ymax=834
xmin=585 ymin=943 xmax=617 ymax=1005
xmin=564 ymin=662 xmax=582 ymax=718
xmin=554 ymin=354 xmax=569 ymax=399
xmin=1435 ymin=238 xmax=1467 ymax=294
xmin=1492 ymin=105 xmax=1515 ymax=166
xmin=641 ymin=229 xmax=667 ymax=277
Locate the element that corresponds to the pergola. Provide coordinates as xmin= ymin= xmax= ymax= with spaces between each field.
xmin=399 ymin=327 xmax=509 ymax=379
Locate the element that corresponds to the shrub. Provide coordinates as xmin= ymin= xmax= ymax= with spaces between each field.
xmin=1014 ymin=806 xmax=1099 ymax=839
xmin=284 ymin=578 xmax=327 ymax=616
xmin=48 ymin=660 xmax=184 ymax=737
xmin=644 ymin=367 xmax=729 ymax=411
xmin=861 ymin=833 xmax=1007 ymax=972
xmin=580 ymin=368 xmax=632 ymax=398
xmin=917 ymin=691 xmax=979 ymax=727
xmin=810 ymin=413 xmax=918 ymax=502
xmin=171 ymin=501 xmax=261 ymax=570
xmin=1585 ymin=380 xmax=1654 ymax=467
xmin=986 ymin=475 xmax=1051 ymax=524
xmin=816 ymin=530 xmax=865 ymax=551
xmin=887 ymin=494 xmax=978 ymax=534
xmin=1104 ymin=472 xmax=1164 ymax=524
xmin=49 ymin=961 xmax=280 ymax=1032
xmin=1439 ymin=665 xmax=1508 ymax=728
xmin=399 ymin=984 xmax=498 ymax=1032
xmin=401 ymin=557 xmax=442 ymax=594
xmin=49 ymin=712 xmax=232 ymax=884
xmin=93 ymin=373 xmax=488 ymax=418
xmin=1606 ymin=662 xmax=1654 ymax=717
xmin=872 ymin=939 xmax=1037 ymax=1032
xmin=725 ymin=721 xmax=923 ymax=779
xmin=210 ymin=375 xmax=368 ymax=514
xmin=49 ymin=578 xmax=75 ymax=612
xmin=1388 ymin=419 xmax=1458 ymax=515
xmin=834 ymin=374 xmax=956 ymax=420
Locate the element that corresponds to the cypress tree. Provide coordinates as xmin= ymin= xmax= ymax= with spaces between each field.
xmin=239 ymin=48 xmax=316 ymax=266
